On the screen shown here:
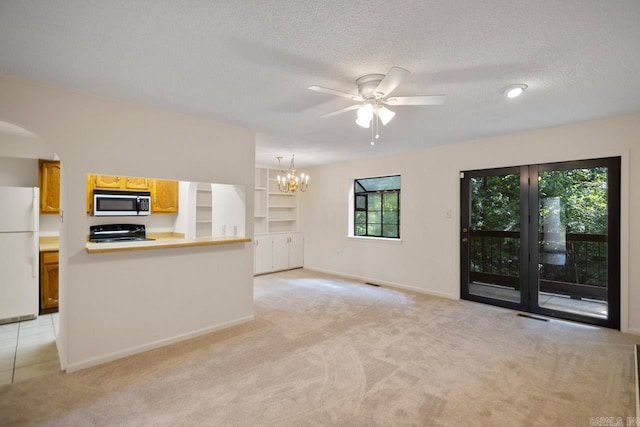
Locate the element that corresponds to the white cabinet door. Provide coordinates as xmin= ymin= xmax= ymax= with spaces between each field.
xmin=288 ymin=233 xmax=304 ymax=268
xmin=272 ymin=234 xmax=290 ymax=272
xmin=254 ymin=235 xmax=273 ymax=275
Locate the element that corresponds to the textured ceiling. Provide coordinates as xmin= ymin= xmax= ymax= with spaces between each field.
xmin=1 ymin=1 xmax=639 ymax=168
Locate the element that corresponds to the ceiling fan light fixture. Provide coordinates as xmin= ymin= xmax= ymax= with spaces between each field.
xmin=356 ymin=115 xmax=371 ymax=128
xmin=503 ymin=84 xmax=528 ymax=98
xmin=356 ymin=103 xmax=374 ymax=128
xmin=377 ymin=106 xmax=395 ymax=125
xmin=357 ymin=103 xmax=374 ymax=118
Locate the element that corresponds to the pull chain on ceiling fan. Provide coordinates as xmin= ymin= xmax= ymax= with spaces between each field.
xmin=308 ymin=66 xmax=446 ymax=143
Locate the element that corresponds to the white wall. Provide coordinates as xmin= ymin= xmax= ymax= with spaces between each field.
xmin=0 ymin=74 xmax=256 ymax=371
xmin=300 ymin=113 xmax=639 ymax=335
xmin=0 ymin=156 xmax=37 ymax=186
xmin=0 ymin=130 xmax=55 ymax=160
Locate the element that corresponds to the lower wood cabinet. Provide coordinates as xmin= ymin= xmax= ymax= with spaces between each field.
xmin=40 ymin=251 xmax=59 ymax=314
xmin=254 ymin=232 xmax=303 ymax=275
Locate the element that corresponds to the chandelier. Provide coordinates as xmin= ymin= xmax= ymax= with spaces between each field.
xmin=276 ymin=155 xmax=309 ymax=193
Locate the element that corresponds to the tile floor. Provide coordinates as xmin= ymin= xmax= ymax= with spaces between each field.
xmin=0 ymin=313 xmax=61 ymax=386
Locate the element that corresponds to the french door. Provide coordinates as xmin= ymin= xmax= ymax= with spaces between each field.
xmin=460 ymin=157 xmax=620 ymax=329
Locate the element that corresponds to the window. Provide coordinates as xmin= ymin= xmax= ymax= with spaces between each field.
xmin=354 ymin=175 xmax=401 ymax=238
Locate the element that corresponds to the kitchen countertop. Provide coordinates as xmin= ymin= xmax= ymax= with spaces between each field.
xmin=39 ymin=236 xmax=59 ymax=252
xmin=85 ymin=235 xmax=251 ymax=254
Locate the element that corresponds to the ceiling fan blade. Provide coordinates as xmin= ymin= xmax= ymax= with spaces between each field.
xmin=320 ymin=104 xmax=361 ymax=118
xmin=308 ymin=85 xmax=362 ymax=101
xmin=374 ymin=66 xmax=410 ymax=97
xmin=384 ymin=95 xmax=446 ymax=106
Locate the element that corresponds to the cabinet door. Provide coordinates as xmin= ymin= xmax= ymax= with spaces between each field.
xmin=38 ymin=160 xmax=60 ymax=214
xmin=124 ymin=177 xmax=149 ymax=190
xmin=40 ymin=251 xmax=59 ymax=313
xmin=152 ymin=180 xmax=179 ymax=213
xmin=254 ymin=236 xmax=273 ymax=275
xmin=94 ymin=174 xmax=122 ymax=189
xmin=288 ymin=233 xmax=304 ymax=268
xmin=272 ymin=235 xmax=290 ymax=272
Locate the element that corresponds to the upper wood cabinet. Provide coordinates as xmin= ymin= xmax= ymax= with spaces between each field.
xmin=38 ymin=160 xmax=61 ymax=214
xmin=124 ymin=177 xmax=149 ymax=190
xmin=152 ymin=179 xmax=179 ymax=213
xmin=93 ymin=175 xmax=149 ymax=190
xmin=93 ymin=174 xmax=122 ymax=189
xmin=86 ymin=174 xmax=178 ymax=215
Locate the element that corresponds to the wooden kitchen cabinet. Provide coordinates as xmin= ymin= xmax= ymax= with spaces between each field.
xmin=151 ymin=179 xmax=179 ymax=213
xmin=124 ymin=177 xmax=150 ymax=190
xmin=92 ymin=174 xmax=149 ymax=190
xmin=87 ymin=174 xmax=151 ymax=214
xmin=93 ymin=174 xmax=122 ymax=189
xmin=86 ymin=174 xmax=178 ymax=215
xmin=40 ymin=251 xmax=59 ymax=314
xmin=38 ymin=160 xmax=61 ymax=214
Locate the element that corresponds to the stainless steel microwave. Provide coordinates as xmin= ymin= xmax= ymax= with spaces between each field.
xmin=93 ymin=190 xmax=151 ymax=216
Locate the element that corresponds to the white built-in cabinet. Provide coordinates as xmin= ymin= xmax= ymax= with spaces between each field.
xmin=272 ymin=233 xmax=304 ymax=271
xmin=254 ymin=166 xmax=304 ymax=275
xmin=254 ymin=235 xmax=273 ymax=275
xmin=254 ymin=232 xmax=303 ymax=275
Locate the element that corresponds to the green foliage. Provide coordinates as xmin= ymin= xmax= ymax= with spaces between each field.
xmin=539 ymin=168 xmax=608 ymax=234
xmin=470 ymin=168 xmax=608 ymax=234
xmin=471 ymin=174 xmax=520 ymax=231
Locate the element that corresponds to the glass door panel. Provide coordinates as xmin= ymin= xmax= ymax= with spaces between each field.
xmin=534 ymin=160 xmax=620 ymax=328
xmin=461 ymin=168 xmax=524 ymax=308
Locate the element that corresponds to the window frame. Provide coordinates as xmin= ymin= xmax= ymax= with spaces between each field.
xmin=353 ymin=175 xmax=401 ymax=239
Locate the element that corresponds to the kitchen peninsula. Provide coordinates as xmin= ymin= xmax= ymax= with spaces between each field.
xmin=86 ymin=234 xmax=250 ymax=253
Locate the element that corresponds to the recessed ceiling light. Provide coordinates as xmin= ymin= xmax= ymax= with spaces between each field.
xmin=502 ymin=84 xmax=528 ymax=98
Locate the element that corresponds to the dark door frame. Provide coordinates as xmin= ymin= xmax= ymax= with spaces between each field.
xmin=460 ymin=157 xmax=621 ymax=329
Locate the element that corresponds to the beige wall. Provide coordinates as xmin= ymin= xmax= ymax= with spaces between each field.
xmin=0 ymin=74 xmax=256 ymax=371
xmin=300 ymin=113 xmax=639 ymax=334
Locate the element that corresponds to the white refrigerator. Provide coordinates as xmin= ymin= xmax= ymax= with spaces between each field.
xmin=0 ymin=186 xmax=39 ymax=324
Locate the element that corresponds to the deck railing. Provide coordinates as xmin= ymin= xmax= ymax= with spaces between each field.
xmin=469 ymin=230 xmax=608 ymax=301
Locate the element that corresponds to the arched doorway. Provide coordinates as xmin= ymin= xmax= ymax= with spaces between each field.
xmin=0 ymin=120 xmax=62 ymax=385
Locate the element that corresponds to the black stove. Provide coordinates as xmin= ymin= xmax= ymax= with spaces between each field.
xmin=89 ymin=224 xmax=155 ymax=243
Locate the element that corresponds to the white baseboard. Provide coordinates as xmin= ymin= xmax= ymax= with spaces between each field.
xmin=304 ymin=267 xmax=458 ymax=301
xmin=627 ymin=327 xmax=640 ymax=337
xmin=65 ymin=315 xmax=255 ymax=373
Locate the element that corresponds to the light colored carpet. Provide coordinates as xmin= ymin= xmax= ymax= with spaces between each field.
xmin=1 ymin=268 xmax=638 ymax=426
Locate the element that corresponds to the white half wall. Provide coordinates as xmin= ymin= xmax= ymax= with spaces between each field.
xmin=0 ymin=74 xmax=256 ymax=371
xmin=299 ymin=113 xmax=640 ymax=334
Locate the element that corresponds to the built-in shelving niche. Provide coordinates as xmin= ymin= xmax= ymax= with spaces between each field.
xmin=254 ymin=167 xmax=299 ymax=234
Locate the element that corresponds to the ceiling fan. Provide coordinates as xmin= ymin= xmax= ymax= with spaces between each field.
xmin=308 ymin=66 xmax=446 ymax=131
